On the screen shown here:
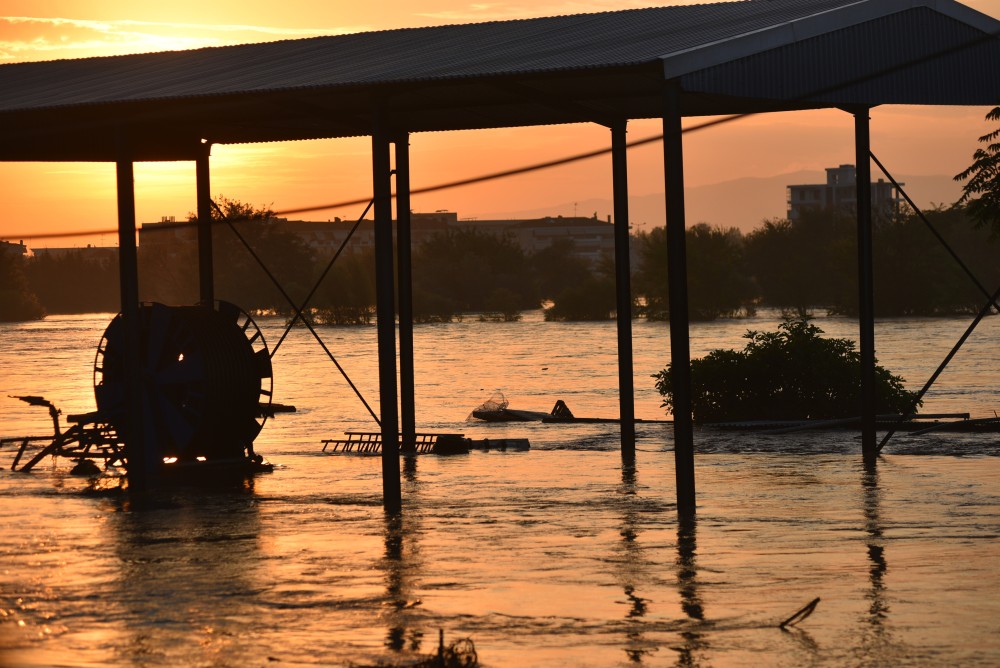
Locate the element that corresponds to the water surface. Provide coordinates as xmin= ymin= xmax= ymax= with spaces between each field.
xmin=1 ymin=311 xmax=999 ymax=666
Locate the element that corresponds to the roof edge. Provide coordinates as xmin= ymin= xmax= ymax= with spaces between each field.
xmin=661 ymin=0 xmax=1000 ymax=80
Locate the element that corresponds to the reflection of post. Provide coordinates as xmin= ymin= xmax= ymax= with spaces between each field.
xmin=861 ymin=459 xmax=889 ymax=636
xmin=402 ymin=453 xmax=418 ymax=483
xmin=617 ymin=464 xmax=654 ymax=663
xmin=674 ymin=515 xmax=706 ymax=667
xmin=383 ymin=490 xmax=424 ymax=652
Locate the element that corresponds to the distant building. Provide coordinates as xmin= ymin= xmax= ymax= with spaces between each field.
xmin=787 ymin=164 xmax=903 ymax=222
xmin=1 ymin=240 xmax=27 ymax=257
xmin=139 ymin=211 xmax=616 ymax=267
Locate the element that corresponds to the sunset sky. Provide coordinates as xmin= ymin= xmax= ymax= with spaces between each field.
xmin=1 ymin=0 xmax=998 ymax=247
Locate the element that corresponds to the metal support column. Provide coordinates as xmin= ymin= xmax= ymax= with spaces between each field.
xmin=611 ymin=122 xmax=636 ymax=463
xmin=663 ymin=82 xmax=696 ymax=517
xmin=395 ymin=134 xmax=416 ymax=453
xmin=854 ymin=110 xmax=877 ymax=457
xmin=115 ymin=135 xmax=148 ymax=490
xmin=196 ymin=143 xmax=214 ymax=304
xmin=373 ymin=123 xmax=402 ymax=513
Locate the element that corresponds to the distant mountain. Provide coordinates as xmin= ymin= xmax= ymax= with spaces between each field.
xmin=479 ymin=171 xmax=964 ymax=233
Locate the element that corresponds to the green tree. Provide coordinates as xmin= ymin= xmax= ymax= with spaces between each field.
xmin=654 ymin=318 xmax=920 ymax=423
xmin=955 ymin=106 xmax=1000 ymax=233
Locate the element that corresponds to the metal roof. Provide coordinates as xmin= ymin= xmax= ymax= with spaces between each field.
xmin=0 ymin=0 xmax=997 ymax=161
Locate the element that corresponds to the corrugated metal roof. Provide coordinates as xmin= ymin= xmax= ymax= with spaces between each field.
xmin=0 ymin=0 xmax=997 ymax=161
xmin=681 ymin=7 xmax=1000 ymax=105
xmin=0 ymin=0 xmax=868 ymax=113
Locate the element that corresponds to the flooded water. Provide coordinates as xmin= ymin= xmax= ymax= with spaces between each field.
xmin=2 ymin=310 xmax=1000 ymax=666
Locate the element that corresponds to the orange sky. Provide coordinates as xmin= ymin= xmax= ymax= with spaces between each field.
xmin=1 ymin=0 xmax=998 ymax=247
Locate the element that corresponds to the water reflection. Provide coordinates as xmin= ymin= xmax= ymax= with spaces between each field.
xmin=859 ymin=458 xmax=893 ymax=660
xmin=383 ymin=456 xmax=423 ymax=655
xmin=617 ymin=464 xmax=655 ymax=663
xmin=111 ymin=478 xmax=264 ymax=665
xmin=674 ymin=515 xmax=707 ymax=667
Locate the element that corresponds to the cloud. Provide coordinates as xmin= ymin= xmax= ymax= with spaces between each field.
xmin=0 ymin=16 xmax=369 ymax=63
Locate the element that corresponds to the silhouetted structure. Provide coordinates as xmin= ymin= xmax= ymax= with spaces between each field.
xmin=140 ymin=211 xmax=614 ymax=269
xmin=788 ymin=165 xmax=903 ymax=222
xmin=1 ymin=0 xmax=999 ymax=512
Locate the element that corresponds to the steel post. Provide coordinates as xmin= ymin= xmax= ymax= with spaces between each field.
xmin=196 ymin=144 xmax=214 ymax=304
xmin=395 ymin=134 xmax=416 ymax=453
xmin=854 ymin=110 xmax=877 ymax=457
xmin=373 ymin=123 xmax=402 ymax=512
xmin=611 ymin=122 xmax=636 ymax=463
xmin=663 ymin=83 xmax=696 ymax=517
xmin=115 ymin=135 xmax=148 ymax=490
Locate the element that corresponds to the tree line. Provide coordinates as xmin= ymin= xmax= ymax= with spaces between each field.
xmin=4 ymin=201 xmax=1000 ymax=323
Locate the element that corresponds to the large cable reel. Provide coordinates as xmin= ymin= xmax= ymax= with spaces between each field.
xmin=94 ymin=301 xmax=273 ymax=463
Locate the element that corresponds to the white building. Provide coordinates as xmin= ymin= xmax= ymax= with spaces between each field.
xmin=787 ymin=164 xmax=903 ymax=222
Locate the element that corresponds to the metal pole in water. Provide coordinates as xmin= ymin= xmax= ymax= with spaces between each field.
xmin=196 ymin=142 xmax=215 ymax=305
xmin=611 ymin=121 xmax=636 ymax=463
xmin=395 ymin=133 xmax=417 ymax=453
xmin=662 ymin=82 xmax=696 ymax=517
xmin=115 ymin=132 xmax=149 ymax=490
xmin=372 ymin=119 xmax=402 ymax=512
xmin=854 ymin=109 xmax=877 ymax=457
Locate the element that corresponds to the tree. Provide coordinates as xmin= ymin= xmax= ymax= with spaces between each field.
xmin=25 ymin=251 xmax=118 ymax=314
xmin=191 ymin=196 xmax=317 ymax=314
xmin=412 ymin=228 xmax=535 ymax=318
xmin=744 ymin=209 xmax=855 ymax=315
xmin=0 ymin=251 xmax=44 ymax=321
xmin=955 ymin=106 xmax=1000 ymax=233
xmin=654 ymin=318 xmax=920 ymax=423
xmin=633 ymin=224 xmax=756 ymax=321
xmin=530 ymin=238 xmax=593 ymax=301
xmin=311 ymin=248 xmax=377 ymax=325
xmin=544 ymin=274 xmax=616 ymax=321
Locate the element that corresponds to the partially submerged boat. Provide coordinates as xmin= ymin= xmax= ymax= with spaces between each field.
xmin=469 ymin=391 xmax=574 ymax=422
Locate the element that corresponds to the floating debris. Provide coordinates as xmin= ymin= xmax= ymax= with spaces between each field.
xmin=779 ymin=597 xmax=820 ymax=628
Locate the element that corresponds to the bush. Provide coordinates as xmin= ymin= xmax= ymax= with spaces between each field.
xmin=654 ymin=318 xmax=920 ymax=423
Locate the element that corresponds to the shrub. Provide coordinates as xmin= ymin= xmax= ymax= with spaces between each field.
xmin=654 ymin=318 xmax=921 ymax=423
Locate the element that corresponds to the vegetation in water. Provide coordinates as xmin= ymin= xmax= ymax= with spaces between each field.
xmin=654 ymin=318 xmax=921 ymax=423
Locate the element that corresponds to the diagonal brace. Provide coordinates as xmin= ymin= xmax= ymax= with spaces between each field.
xmin=217 ymin=204 xmax=380 ymax=426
